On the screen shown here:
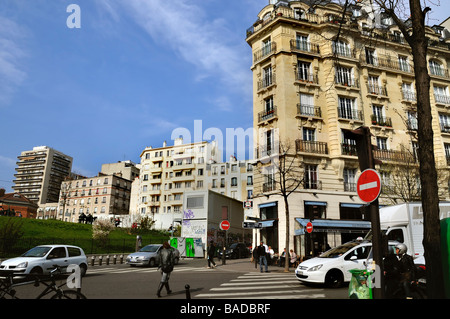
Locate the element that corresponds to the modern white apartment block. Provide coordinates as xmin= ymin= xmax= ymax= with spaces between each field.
xmin=206 ymin=156 xmax=254 ymax=202
xmin=12 ymin=146 xmax=72 ymax=206
xmin=133 ymin=138 xmax=221 ymax=230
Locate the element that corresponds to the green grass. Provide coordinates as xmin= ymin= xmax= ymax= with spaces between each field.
xmin=0 ymin=217 xmax=170 ymax=257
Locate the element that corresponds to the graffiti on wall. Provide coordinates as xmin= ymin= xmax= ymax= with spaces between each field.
xmin=170 ymin=237 xmax=203 ymax=258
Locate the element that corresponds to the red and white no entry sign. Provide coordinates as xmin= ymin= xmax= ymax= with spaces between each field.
xmin=220 ymin=220 xmax=230 ymax=231
xmin=357 ymin=169 xmax=382 ymax=203
xmin=306 ymin=222 xmax=313 ymax=234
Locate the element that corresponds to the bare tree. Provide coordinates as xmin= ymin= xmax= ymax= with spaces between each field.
xmin=255 ymin=138 xmax=304 ymax=272
xmin=370 ymin=0 xmax=445 ymax=299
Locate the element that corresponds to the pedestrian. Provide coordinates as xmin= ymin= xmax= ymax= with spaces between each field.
xmin=156 ymin=241 xmax=175 ymax=297
xmin=289 ymin=249 xmax=297 ymax=267
xmin=252 ymin=246 xmax=258 ymax=268
xmin=268 ymin=246 xmax=275 ymax=265
xmin=257 ymin=242 xmax=269 ymax=273
xmin=207 ymin=241 xmax=216 ymax=268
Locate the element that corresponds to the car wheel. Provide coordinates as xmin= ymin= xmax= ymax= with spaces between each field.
xmin=79 ymin=264 xmax=87 ymax=277
xmin=325 ymin=270 xmax=344 ymax=288
xmin=149 ymin=258 xmax=156 ymax=267
xmin=30 ymin=267 xmax=43 ymax=275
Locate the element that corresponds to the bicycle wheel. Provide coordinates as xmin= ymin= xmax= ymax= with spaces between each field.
xmin=50 ymin=289 xmax=86 ymax=299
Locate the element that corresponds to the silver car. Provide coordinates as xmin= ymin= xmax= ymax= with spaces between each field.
xmin=0 ymin=245 xmax=88 ymax=277
xmin=126 ymin=244 xmax=180 ymax=267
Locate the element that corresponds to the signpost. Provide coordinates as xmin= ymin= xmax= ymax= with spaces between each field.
xmin=220 ymin=220 xmax=230 ymax=231
xmin=357 ymin=169 xmax=382 ymax=203
xmin=306 ymin=222 xmax=313 ymax=234
xmin=343 ymin=126 xmax=385 ymax=299
xmin=243 ymin=221 xmax=262 ymax=229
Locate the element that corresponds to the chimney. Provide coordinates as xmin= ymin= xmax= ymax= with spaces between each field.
xmin=0 ymin=188 xmax=5 ymax=197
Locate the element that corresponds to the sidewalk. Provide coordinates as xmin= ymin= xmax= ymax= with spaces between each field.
xmin=200 ymin=257 xmax=297 ymax=274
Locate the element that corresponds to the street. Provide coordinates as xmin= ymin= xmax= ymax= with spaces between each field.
xmin=9 ymin=257 xmax=348 ymax=300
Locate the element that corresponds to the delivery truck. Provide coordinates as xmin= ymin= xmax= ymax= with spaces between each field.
xmin=372 ymin=202 xmax=450 ymax=259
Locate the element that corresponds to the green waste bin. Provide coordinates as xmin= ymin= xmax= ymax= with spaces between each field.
xmin=348 ymin=269 xmax=373 ymax=299
xmin=441 ymin=218 xmax=450 ymax=299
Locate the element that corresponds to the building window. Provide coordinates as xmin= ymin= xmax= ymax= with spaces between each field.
xmin=429 ymin=59 xmax=444 ymax=76
xmin=343 ymin=168 xmax=356 ymax=192
xmin=304 ymin=165 xmax=319 ymax=189
xmin=338 ymin=97 xmax=358 ymax=120
xmin=398 ymin=55 xmax=410 ymax=72
xmin=376 ymin=137 xmax=388 ymax=150
xmin=231 ymin=177 xmax=238 ymax=186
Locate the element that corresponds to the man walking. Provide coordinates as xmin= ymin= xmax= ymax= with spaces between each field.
xmin=257 ymin=242 xmax=269 ymax=273
xmin=156 ymin=242 xmax=174 ymax=297
xmin=207 ymin=240 xmax=217 ymax=268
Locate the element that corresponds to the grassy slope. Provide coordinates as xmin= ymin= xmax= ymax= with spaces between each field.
xmin=0 ymin=217 xmax=170 ymax=255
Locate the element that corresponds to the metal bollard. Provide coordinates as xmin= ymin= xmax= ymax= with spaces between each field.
xmin=99 ymin=256 xmax=103 ymax=266
xmin=90 ymin=256 xmax=95 ymax=266
xmin=113 ymin=255 xmax=117 ymax=264
xmin=120 ymin=255 xmax=124 ymax=264
xmin=185 ymin=284 xmax=191 ymax=300
xmin=106 ymin=255 xmax=110 ymax=265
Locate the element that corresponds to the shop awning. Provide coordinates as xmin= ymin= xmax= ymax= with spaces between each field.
xmin=295 ymin=218 xmax=371 ymax=235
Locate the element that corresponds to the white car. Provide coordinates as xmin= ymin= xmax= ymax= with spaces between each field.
xmin=295 ymin=240 xmax=398 ymax=288
xmin=0 ymin=245 xmax=88 ymax=277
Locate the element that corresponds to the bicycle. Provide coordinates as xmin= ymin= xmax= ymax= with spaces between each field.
xmin=0 ymin=265 xmax=86 ymax=299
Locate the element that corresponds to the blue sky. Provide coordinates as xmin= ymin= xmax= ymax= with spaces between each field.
xmin=0 ymin=0 xmax=449 ymax=193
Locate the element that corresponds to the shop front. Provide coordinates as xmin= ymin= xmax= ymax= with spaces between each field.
xmin=294 ymin=218 xmax=371 ymax=259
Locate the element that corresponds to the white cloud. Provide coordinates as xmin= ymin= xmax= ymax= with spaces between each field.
xmin=98 ymin=0 xmax=252 ymax=98
xmin=0 ymin=15 xmax=27 ymax=106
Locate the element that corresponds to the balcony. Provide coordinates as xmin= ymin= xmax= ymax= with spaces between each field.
xmin=402 ymin=90 xmax=417 ymax=102
xmin=435 ymin=94 xmax=450 ymax=105
xmin=290 ymin=39 xmax=320 ymax=56
xmin=366 ymin=84 xmax=388 ymax=96
xmin=341 ymin=143 xmax=357 ymax=156
xmin=344 ymin=182 xmax=356 ymax=192
xmin=297 ymin=104 xmax=321 ymax=118
xmin=373 ymin=149 xmax=417 ymax=163
xmin=295 ymin=140 xmax=328 ymax=155
xmin=370 ymin=115 xmax=392 ymax=127
xmin=253 ymin=42 xmax=277 ymax=64
xmin=258 ymin=106 xmax=277 ymax=123
xmin=337 ymin=108 xmax=364 ymax=121
xmin=360 ymin=54 xmax=413 ymax=74
xmin=262 ymin=182 xmax=275 ymax=193
xmin=257 ymin=74 xmax=276 ymax=91
xmin=304 ymin=180 xmax=322 ymax=190
xmin=335 ymin=76 xmax=359 ymax=89
xmin=295 ymin=72 xmax=319 ymax=85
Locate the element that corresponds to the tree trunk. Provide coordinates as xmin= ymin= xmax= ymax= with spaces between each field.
xmin=409 ymin=0 xmax=445 ymax=299
xmin=284 ymin=196 xmax=290 ymax=273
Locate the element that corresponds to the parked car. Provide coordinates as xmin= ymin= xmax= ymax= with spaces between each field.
xmin=126 ymin=244 xmax=180 ymax=267
xmin=0 ymin=245 xmax=88 ymax=277
xmin=295 ymin=240 xmax=398 ymax=288
xmin=218 ymin=243 xmax=250 ymax=259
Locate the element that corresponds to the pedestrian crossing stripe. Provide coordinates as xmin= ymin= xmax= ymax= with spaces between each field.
xmin=86 ymin=266 xmax=212 ymax=275
xmin=193 ymin=272 xmax=327 ymax=299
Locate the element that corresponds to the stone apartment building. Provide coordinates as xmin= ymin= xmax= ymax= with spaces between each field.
xmin=56 ymin=162 xmax=136 ymax=223
xmin=246 ymin=0 xmax=450 ymax=257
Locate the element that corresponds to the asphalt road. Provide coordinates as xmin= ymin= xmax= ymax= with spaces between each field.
xmin=7 ymin=258 xmax=348 ymax=300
